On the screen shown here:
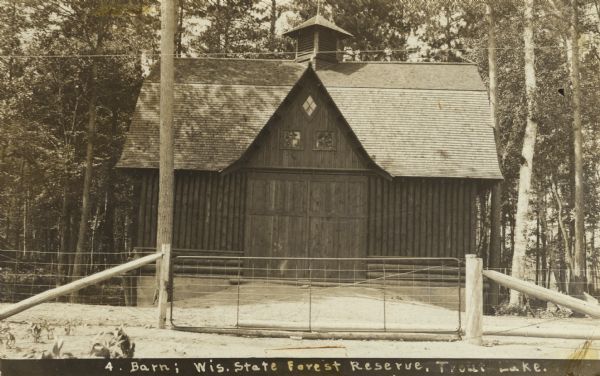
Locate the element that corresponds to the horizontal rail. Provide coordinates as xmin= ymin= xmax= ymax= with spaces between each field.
xmin=236 ymin=320 xmax=459 ymax=334
xmin=172 ymin=325 xmax=461 ymax=342
xmin=0 ymin=252 xmax=163 ymax=321
xmin=483 ymin=269 xmax=600 ymax=318
xmin=484 ymin=328 xmax=600 ymax=339
xmin=134 ymin=247 xmax=242 ymax=255
xmin=174 ymin=255 xmax=461 ymax=262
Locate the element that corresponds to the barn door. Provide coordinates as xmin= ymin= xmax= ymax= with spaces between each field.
xmin=245 ymin=172 xmax=367 ymax=279
xmin=245 ymin=173 xmax=309 ymax=278
xmin=308 ymin=175 xmax=367 ymax=280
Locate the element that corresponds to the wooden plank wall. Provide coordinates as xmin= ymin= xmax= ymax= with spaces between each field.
xmin=367 ymin=176 xmax=481 ymax=258
xmin=244 ymin=76 xmax=368 ymax=171
xmin=317 ymin=31 xmax=338 ymax=63
xmin=296 ymin=29 xmax=314 ymax=63
xmin=134 ymin=170 xmax=246 ymax=251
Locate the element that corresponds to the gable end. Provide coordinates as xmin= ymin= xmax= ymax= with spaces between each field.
xmin=240 ymin=68 xmax=380 ymax=173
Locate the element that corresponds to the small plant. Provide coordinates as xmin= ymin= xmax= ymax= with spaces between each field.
xmin=493 ymin=300 xmax=573 ymax=318
xmin=90 ymin=326 xmax=135 ymax=359
xmin=493 ymin=302 xmax=531 ymax=316
xmin=0 ymin=324 xmax=16 ymax=349
xmin=40 ymin=338 xmax=75 ymax=359
xmin=27 ymin=322 xmax=43 ymax=343
xmin=61 ymin=319 xmax=81 ymax=336
xmin=27 ymin=320 xmax=55 ymax=342
xmin=63 ymin=320 xmax=74 ymax=336
xmin=41 ymin=320 xmax=55 ymax=340
xmin=537 ymin=305 xmax=573 ymax=319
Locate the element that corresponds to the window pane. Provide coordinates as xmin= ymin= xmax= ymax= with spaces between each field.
xmin=281 ymin=130 xmax=302 ymax=149
xmin=302 ymin=95 xmax=317 ymax=117
xmin=315 ymin=131 xmax=335 ymax=150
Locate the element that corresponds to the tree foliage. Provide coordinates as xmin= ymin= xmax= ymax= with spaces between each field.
xmin=0 ymin=0 xmax=599 ymax=300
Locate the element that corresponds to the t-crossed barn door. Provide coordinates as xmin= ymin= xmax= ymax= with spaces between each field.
xmin=245 ymin=172 xmax=367 ymax=279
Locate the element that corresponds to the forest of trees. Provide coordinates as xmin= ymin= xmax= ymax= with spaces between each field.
xmin=0 ymin=0 xmax=599 ymax=305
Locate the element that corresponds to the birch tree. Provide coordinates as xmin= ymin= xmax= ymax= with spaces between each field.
xmin=569 ymin=0 xmax=585 ymax=297
xmin=487 ymin=1 xmax=502 ymax=307
xmin=510 ymin=0 xmax=539 ymax=306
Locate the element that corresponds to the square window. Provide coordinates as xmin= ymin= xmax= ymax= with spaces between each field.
xmin=302 ymin=95 xmax=317 ymax=117
xmin=315 ymin=131 xmax=336 ymax=150
xmin=280 ymin=130 xmax=302 ymax=150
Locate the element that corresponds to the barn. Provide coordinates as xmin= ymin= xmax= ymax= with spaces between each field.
xmin=118 ymin=16 xmax=502 ymax=286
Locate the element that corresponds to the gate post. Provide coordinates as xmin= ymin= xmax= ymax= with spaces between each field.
xmin=465 ymin=254 xmax=483 ymax=345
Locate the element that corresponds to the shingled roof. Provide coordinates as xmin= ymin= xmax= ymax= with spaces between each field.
xmin=316 ymin=63 xmax=501 ymax=179
xmin=283 ymin=14 xmax=353 ymax=38
xmin=118 ymin=59 xmax=305 ymax=171
xmin=118 ymin=58 xmax=502 ymax=180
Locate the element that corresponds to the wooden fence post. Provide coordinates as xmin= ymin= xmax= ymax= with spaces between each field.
xmin=157 ymin=243 xmax=172 ymax=329
xmin=465 ymin=254 xmax=483 ymax=345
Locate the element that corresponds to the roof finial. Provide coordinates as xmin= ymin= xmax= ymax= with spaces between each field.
xmin=316 ymin=0 xmax=321 ymax=17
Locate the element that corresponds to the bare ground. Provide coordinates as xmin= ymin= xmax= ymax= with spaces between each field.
xmin=2 ymin=295 xmax=600 ymax=359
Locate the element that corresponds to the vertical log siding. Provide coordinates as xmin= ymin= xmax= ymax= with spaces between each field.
xmin=134 ymin=170 xmax=246 ymax=251
xmin=134 ymin=170 xmax=484 ymax=259
xmin=367 ymin=176 xmax=481 ymax=258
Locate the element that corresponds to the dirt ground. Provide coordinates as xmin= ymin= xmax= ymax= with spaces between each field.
xmin=2 ymin=300 xmax=600 ymax=360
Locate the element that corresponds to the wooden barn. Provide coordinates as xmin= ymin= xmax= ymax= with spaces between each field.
xmin=118 ymin=16 xmax=502 ymax=278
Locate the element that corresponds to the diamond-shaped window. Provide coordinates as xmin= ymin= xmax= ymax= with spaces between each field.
xmin=302 ymin=95 xmax=317 ymax=117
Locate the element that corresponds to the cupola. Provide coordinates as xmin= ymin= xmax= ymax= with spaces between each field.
xmin=283 ymin=14 xmax=353 ymax=69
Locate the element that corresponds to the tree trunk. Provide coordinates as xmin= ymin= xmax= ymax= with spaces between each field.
xmin=175 ymin=0 xmax=184 ymax=57
xmin=22 ymin=185 xmax=28 ymax=259
xmin=509 ymin=210 xmax=515 ymax=265
xmin=509 ymin=0 xmax=538 ymax=306
xmin=99 ymin=108 xmax=119 ymax=266
xmin=57 ymin=186 xmax=70 ymax=286
xmin=487 ymin=2 xmax=502 ymax=309
xmin=551 ymin=177 xmax=573 ymax=268
xmin=539 ymin=192 xmax=549 ymax=288
xmin=70 ymin=63 xmax=98 ymax=303
xmin=591 ymin=225 xmax=597 ymax=292
xmin=570 ymin=0 xmax=586 ymax=298
xmin=269 ymin=0 xmax=277 ymax=51
xmin=536 ymin=212 xmax=540 ymax=285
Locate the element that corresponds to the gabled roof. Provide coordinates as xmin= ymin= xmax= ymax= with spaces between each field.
xmin=314 ymin=62 xmax=501 ymax=179
xmin=317 ymin=62 xmax=485 ymax=91
xmin=283 ymin=14 xmax=353 ymax=39
xmin=118 ymin=58 xmax=502 ymax=180
xmin=117 ymin=59 xmax=305 ymax=171
xmin=146 ymin=58 xmax=305 ymax=86
xmin=324 ymin=87 xmax=499 ymax=179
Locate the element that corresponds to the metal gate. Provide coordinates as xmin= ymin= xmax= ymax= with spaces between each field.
xmin=169 ymin=256 xmax=463 ymax=338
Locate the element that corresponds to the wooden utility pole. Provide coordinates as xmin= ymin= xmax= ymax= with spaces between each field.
xmin=157 ymin=0 xmax=176 ymax=329
xmin=510 ymin=0 xmax=538 ymax=306
xmin=487 ymin=1 xmax=502 ymax=310
xmin=570 ymin=0 xmax=586 ymax=298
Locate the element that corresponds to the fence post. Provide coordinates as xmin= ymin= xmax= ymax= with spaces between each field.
xmin=157 ymin=243 xmax=171 ymax=329
xmin=465 ymin=254 xmax=483 ymax=345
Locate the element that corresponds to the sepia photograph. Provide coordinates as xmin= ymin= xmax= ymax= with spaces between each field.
xmin=0 ymin=0 xmax=599 ymax=374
